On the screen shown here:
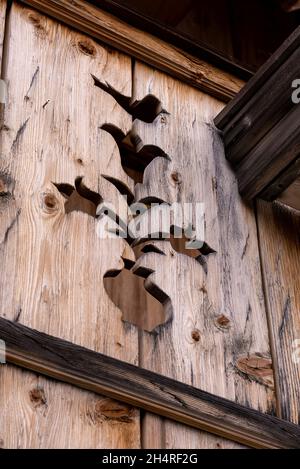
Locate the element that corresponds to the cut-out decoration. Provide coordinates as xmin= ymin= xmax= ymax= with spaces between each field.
xmin=54 ymin=177 xmax=102 ymax=218
xmin=97 ymin=175 xmax=216 ymax=272
xmin=133 ymin=232 xmax=215 ymax=273
xmin=101 ymin=174 xmax=135 ymax=205
xmin=92 ymin=74 xmax=168 ymax=123
xmin=50 ymin=76 xmax=216 ymax=333
xmin=104 ymin=244 xmax=172 ymax=332
xmin=101 ymin=123 xmax=170 ymax=184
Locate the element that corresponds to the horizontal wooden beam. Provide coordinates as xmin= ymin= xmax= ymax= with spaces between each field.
xmin=214 ymin=26 xmax=300 ymax=201
xmin=20 ymin=0 xmax=244 ymax=102
xmin=87 ymin=0 xmax=252 ymax=80
xmin=1 ymin=317 xmax=300 ymax=449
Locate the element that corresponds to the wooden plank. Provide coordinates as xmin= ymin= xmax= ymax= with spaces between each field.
xmin=260 ymin=157 xmax=300 ymax=205
xmin=217 ymin=40 xmax=300 ymax=165
xmin=20 ymin=0 xmax=244 ymax=102
xmin=89 ymin=0 xmax=244 ymax=77
xmin=277 ymin=177 xmax=300 ymax=211
xmin=0 ymin=0 xmax=7 ymax=127
xmin=215 ymin=25 xmax=300 ymax=129
xmin=235 ymin=104 xmax=300 ymax=199
xmin=1 ymin=317 xmax=300 ymax=449
xmin=132 ymin=62 xmax=275 ymax=449
xmin=0 ymin=0 xmax=6 ymax=68
xmin=0 ymin=2 xmax=139 ymax=448
xmin=256 ymin=201 xmax=300 ymax=422
xmin=214 ymin=25 xmax=300 ymax=200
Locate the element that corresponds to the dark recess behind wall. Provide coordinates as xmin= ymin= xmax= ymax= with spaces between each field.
xmin=89 ymin=0 xmax=300 ymax=79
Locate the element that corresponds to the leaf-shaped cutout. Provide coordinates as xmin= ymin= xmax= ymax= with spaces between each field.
xmin=101 ymin=123 xmax=170 ymax=184
xmin=53 ymin=178 xmax=102 ymax=218
xmin=92 ymin=74 xmax=168 ymax=123
xmin=104 ymin=250 xmax=172 ymax=332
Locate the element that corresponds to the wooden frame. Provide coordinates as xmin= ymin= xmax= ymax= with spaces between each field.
xmin=215 ymin=25 xmax=300 ymax=208
xmin=1 ymin=317 xmax=300 ymax=449
xmin=20 ymin=0 xmax=244 ymax=102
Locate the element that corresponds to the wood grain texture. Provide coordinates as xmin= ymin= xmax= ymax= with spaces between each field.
xmin=20 ymin=0 xmax=244 ymax=102
xmin=132 ymin=62 xmax=275 ymax=449
xmin=235 ymin=104 xmax=300 ymax=199
xmin=0 ymin=0 xmax=7 ymax=127
xmin=256 ymin=200 xmax=300 ymax=423
xmin=260 ymin=158 xmax=300 ymax=207
xmin=1 ymin=317 xmax=299 ymax=449
xmin=0 ymin=2 xmax=140 ymax=448
xmin=215 ymin=25 xmax=300 ymax=129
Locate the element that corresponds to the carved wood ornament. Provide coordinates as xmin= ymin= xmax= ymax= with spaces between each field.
xmin=53 ymin=75 xmax=215 ymax=332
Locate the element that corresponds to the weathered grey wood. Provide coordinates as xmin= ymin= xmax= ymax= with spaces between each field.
xmin=256 ymin=200 xmax=300 ymax=423
xmin=1 ymin=316 xmax=300 ymax=449
xmin=20 ymin=0 xmax=244 ymax=102
xmin=0 ymin=2 xmax=139 ymax=448
xmin=132 ymin=62 xmax=275 ymax=449
xmin=235 ymin=104 xmax=300 ymax=199
xmin=0 ymin=0 xmax=7 ymax=128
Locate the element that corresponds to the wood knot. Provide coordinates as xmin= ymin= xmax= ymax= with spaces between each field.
xmin=215 ymin=314 xmax=230 ymax=330
xmin=191 ymin=329 xmax=201 ymax=342
xmin=0 ymin=172 xmax=13 ymax=206
xmin=170 ymin=171 xmax=182 ymax=184
xmin=89 ymin=398 xmax=134 ymax=424
xmin=29 ymin=387 xmax=47 ymax=408
xmin=235 ymin=354 xmax=274 ymax=389
xmin=0 ymin=438 xmax=4 ymax=448
xmin=41 ymin=192 xmax=60 ymax=214
xmin=77 ymin=40 xmax=97 ymax=57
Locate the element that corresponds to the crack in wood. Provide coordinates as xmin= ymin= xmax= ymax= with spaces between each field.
xmin=1 ymin=208 xmax=21 ymax=244
xmin=11 ymin=117 xmax=30 ymax=151
xmin=24 ymin=65 xmax=39 ymax=100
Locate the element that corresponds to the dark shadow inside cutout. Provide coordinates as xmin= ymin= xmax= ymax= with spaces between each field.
xmin=53 ymin=177 xmax=102 ymax=218
xmin=104 ymin=244 xmax=172 ymax=332
xmin=101 ymin=123 xmax=170 ymax=185
xmin=133 ymin=231 xmax=216 ymax=274
xmin=92 ymin=74 xmax=168 ymax=123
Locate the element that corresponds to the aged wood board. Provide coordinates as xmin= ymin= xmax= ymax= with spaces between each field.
xmin=131 ymin=62 xmax=275 ymax=448
xmin=0 ymin=2 xmax=139 ymax=448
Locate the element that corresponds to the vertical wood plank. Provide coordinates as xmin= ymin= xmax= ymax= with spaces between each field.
xmin=0 ymin=0 xmax=7 ymax=128
xmin=0 ymin=2 xmax=140 ymax=448
xmin=257 ymin=200 xmax=300 ymax=423
xmin=132 ymin=62 xmax=275 ymax=448
xmin=0 ymin=0 xmax=6 ymax=68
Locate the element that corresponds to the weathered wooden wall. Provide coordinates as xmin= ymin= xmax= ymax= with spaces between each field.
xmin=0 ymin=0 xmax=299 ymax=449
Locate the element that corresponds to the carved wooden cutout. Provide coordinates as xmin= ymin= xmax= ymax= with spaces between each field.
xmin=92 ymin=74 xmax=168 ymax=123
xmin=90 ymin=81 xmax=216 ymax=331
xmin=101 ymin=123 xmax=170 ymax=183
xmin=54 ymin=177 xmax=102 ymax=217
xmin=104 ymin=244 xmax=171 ymax=332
